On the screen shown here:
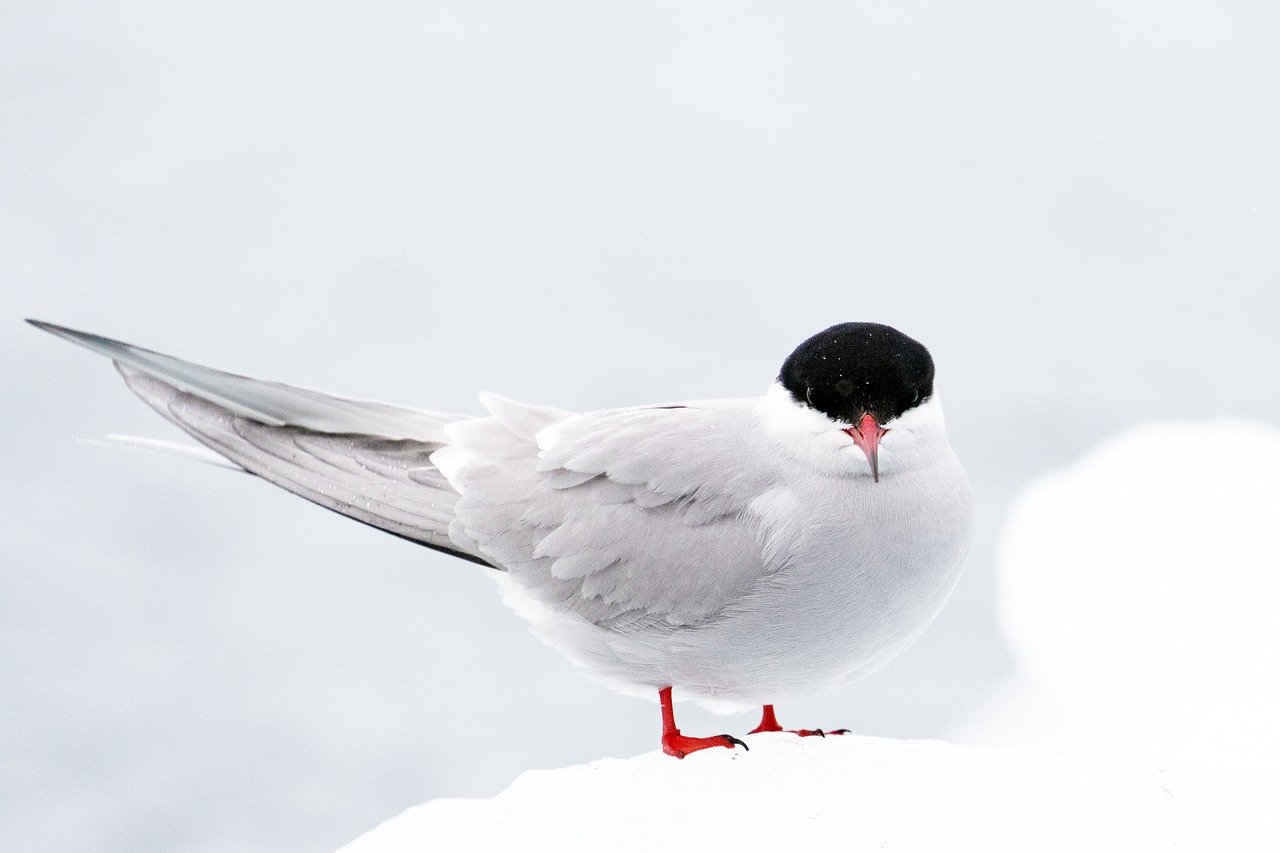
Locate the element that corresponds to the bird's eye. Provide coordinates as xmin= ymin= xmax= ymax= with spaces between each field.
xmin=806 ymin=387 xmax=816 ymax=407
xmin=910 ymin=390 xmax=921 ymax=405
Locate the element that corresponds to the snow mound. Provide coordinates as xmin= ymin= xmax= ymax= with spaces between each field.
xmin=339 ymin=736 xmax=1278 ymax=852
xmin=973 ymin=420 xmax=1280 ymax=763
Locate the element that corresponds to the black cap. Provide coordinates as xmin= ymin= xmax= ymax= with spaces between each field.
xmin=779 ymin=323 xmax=934 ymax=425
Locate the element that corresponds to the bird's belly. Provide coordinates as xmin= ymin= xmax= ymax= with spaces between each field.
xmin=674 ymin=545 xmax=965 ymax=706
xmin=650 ymin=464 xmax=972 ymax=705
xmin=498 ymin=460 xmax=973 ymax=709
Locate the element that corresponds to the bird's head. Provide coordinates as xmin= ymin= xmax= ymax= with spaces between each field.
xmin=761 ymin=322 xmax=947 ymax=481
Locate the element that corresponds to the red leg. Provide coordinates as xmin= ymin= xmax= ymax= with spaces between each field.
xmin=659 ymin=686 xmax=748 ymax=759
xmin=750 ymin=704 xmax=783 ymax=733
xmin=749 ymin=704 xmax=849 ymax=738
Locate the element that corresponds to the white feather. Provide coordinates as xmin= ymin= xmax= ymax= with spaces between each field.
xmin=79 ymin=434 xmax=245 ymax=471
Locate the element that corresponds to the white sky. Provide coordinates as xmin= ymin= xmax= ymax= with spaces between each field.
xmin=3 ymin=2 xmax=1279 ymax=849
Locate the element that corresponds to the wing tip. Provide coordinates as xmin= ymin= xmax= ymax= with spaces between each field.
xmin=26 ymin=318 xmax=121 ymax=355
xmin=26 ymin=317 xmax=70 ymax=336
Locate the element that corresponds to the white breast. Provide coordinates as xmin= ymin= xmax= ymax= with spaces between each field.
xmin=607 ymin=452 xmax=973 ymax=709
xmin=457 ymin=388 xmax=973 ymax=712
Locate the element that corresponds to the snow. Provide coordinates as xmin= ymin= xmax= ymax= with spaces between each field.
xmin=957 ymin=420 xmax=1280 ymax=764
xmin=340 ymin=735 xmax=1279 ymax=852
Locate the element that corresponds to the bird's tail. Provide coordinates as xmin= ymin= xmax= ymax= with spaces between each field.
xmin=27 ymin=320 xmax=495 ymax=567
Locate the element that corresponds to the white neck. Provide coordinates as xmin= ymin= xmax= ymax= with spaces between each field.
xmin=753 ymin=382 xmax=953 ymax=480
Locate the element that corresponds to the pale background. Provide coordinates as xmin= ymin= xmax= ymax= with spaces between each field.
xmin=3 ymin=2 xmax=1279 ymax=850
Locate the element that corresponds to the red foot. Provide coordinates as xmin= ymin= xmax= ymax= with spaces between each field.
xmin=658 ymin=686 xmax=748 ymax=759
xmin=749 ymin=704 xmax=850 ymax=738
xmin=662 ymin=730 xmax=747 ymax=759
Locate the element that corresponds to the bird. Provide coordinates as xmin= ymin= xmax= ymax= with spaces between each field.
xmin=28 ymin=319 xmax=973 ymax=758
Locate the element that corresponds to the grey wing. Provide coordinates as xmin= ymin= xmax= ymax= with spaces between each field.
xmin=436 ymin=398 xmax=795 ymax=626
xmin=28 ymin=320 xmax=463 ymax=439
xmin=30 ymin=320 xmax=494 ymax=567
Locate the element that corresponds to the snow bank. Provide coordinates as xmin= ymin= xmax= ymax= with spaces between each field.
xmin=959 ymin=420 xmax=1280 ymax=763
xmin=339 ymin=735 xmax=1278 ymax=852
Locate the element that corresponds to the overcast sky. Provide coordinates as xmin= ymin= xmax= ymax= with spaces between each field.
xmin=4 ymin=2 xmax=1279 ymax=850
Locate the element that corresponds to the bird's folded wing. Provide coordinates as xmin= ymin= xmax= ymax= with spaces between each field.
xmin=30 ymin=321 xmax=492 ymax=567
xmin=438 ymin=398 xmax=796 ymax=626
xmin=28 ymin=320 xmax=467 ymax=441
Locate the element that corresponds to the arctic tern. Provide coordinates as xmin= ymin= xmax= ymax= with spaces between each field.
xmin=30 ymin=319 xmax=972 ymax=758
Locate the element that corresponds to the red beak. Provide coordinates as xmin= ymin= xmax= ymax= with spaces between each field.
xmin=843 ymin=413 xmax=887 ymax=482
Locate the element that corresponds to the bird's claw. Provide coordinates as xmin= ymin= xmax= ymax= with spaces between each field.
xmin=662 ymin=730 xmax=749 ymax=758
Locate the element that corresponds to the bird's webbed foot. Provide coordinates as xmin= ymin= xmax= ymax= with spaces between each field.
xmin=661 ymin=730 xmax=749 ymax=759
